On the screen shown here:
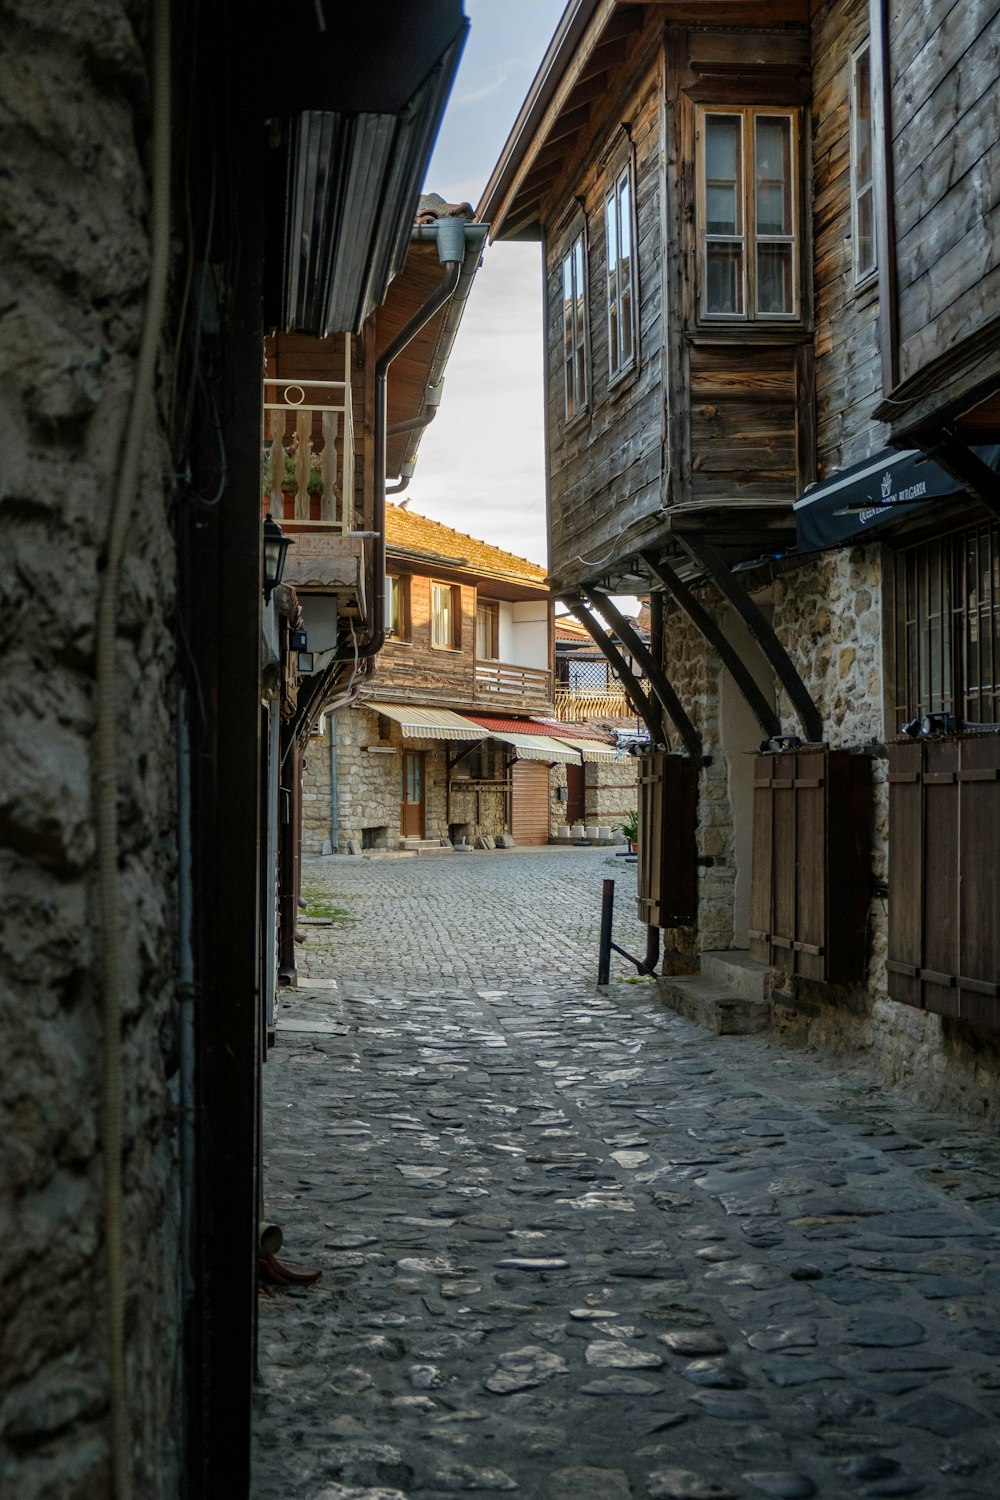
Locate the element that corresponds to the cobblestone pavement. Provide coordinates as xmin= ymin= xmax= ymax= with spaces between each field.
xmin=253 ymin=849 xmax=1000 ymax=1500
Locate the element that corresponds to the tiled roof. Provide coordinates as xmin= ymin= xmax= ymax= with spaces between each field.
xmin=554 ymin=616 xmax=592 ymax=640
xmin=385 ymin=503 xmax=547 ymax=585
xmin=465 ymin=714 xmax=611 ymax=744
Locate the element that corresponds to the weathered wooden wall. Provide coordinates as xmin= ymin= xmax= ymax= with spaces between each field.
xmin=545 ymin=35 xmax=667 ymax=591
xmin=890 ymin=0 xmax=1000 ymax=387
xmin=811 ymin=0 xmax=886 ymax=468
xmin=379 ymin=574 xmax=477 ymax=703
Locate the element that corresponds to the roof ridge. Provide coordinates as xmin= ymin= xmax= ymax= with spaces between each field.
xmin=385 ymin=502 xmax=546 ymax=581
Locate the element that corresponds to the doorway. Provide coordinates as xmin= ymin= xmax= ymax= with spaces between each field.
xmin=401 ymin=751 xmax=425 ymax=838
xmin=565 ymin=762 xmax=585 ymax=826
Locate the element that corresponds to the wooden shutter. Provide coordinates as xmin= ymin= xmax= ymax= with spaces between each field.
xmin=887 ymin=736 xmax=1000 ymax=1026
xmin=511 ymin=760 xmax=550 ymax=845
xmin=636 ymin=751 xmax=698 ymax=927
xmin=749 ymin=746 xmax=870 ymax=983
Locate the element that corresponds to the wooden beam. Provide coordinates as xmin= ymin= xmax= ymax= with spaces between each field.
xmin=676 ymin=535 xmax=823 ymax=744
xmin=560 ymin=597 xmax=666 ymax=747
xmin=927 ymin=438 xmax=1000 ymax=523
xmin=641 ymin=550 xmax=782 ymax=739
xmin=583 ymin=588 xmax=704 ymax=762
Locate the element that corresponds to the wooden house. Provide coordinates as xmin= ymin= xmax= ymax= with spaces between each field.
xmin=480 ymin=0 xmax=1000 ymax=1109
xmin=302 ymin=504 xmax=624 ymax=850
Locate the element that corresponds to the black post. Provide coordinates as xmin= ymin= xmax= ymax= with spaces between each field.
xmin=598 ymin=878 xmax=615 ymax=986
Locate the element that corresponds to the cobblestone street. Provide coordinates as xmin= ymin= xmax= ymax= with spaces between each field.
xmin=252 ymin=849 xmax=1000 ymax=1500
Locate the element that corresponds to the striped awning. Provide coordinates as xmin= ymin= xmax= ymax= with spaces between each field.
xmin=484 ymin=730 xmax=580 ymax=764
xmin=364 ymin=703 xmax=487 ymax=741
xmin=550 ymin=734 xmax=616 ymax=761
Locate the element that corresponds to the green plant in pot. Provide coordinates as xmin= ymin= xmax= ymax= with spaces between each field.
xmin=620 ymin=809 xmax=639 ymax=849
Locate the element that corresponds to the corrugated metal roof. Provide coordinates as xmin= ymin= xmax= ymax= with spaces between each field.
xmin=364 ymin=703 xmax=487 ymax=740
xmin=486 ymin=731 xmax=579 ymax=764
xmin=548 ymin=734 xmax=616 ymax=762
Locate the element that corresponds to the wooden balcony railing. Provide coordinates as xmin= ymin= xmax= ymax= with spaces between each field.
xmin=554 ymin=686 xmax=631 ymax=720
xmin=474 ymin=661 xmax=552 ymax=707
xmin=263 ymin=335 xmax=355 ymax=533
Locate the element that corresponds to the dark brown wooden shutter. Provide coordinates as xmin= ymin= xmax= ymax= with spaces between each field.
xmin=511 ymin=760 xmax=550 ymax=845
xmin=887 ymin=736 xmax=1000 ymax=1026
xmin=749 ymin=746 xmax=870 ymax=983
xmin=636 ymin=750 xmax=698 ymax=927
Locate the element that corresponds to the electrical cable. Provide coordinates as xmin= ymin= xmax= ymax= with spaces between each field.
xmin=93 ymin=2 xmax=171 ymax=1494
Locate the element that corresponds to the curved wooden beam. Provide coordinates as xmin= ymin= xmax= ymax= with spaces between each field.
xmin=675 ymin=535 xmax=823 ymax=744
xmin=582 ymin=587 xmax=704 ymax=762
xmin=560 ymin=597 xmax=666 ymax=747
xmin=640 ymin=550 xmax=781 ymax=740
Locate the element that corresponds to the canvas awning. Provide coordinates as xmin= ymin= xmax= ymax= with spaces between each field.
xmin=794 ymin=445 xmax=1000 ymax=553
xmin=364 ymin=702 xmax=487 ymax=740
xmin=483 ymin=730 xmax=580 ymax=764
xmin=549 ymin=734 xmax=616 ymax=761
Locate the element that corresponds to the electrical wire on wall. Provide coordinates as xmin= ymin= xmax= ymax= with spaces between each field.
xmin=93 ymin=1 xmax=171 ymax=1494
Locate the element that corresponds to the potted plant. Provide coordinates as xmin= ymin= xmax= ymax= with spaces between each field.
xmin=620 ymin=809 xmax=639 ymax=853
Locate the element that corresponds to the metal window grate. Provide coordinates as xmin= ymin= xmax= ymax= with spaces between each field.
xmin=891 ymin=519 xmax=1000 ymax=729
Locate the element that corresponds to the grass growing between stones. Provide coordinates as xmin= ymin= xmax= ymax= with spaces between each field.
xmin=301 ymin=890 xmax=355 ymax=923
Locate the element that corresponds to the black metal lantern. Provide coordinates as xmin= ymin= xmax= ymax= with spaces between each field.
xmin=263 ymin=513 xmax=292 ymax=603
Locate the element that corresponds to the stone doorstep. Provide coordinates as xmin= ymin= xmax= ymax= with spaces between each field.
xmin=399 ymin=838 xmax=455 ymax=856
xmin=700 ymin=948 xmax=772 ymax=1003
xmin=655 ymin=972 xmax=773 ymax=1036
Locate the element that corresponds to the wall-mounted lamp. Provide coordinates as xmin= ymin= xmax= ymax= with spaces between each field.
xmin=296 ymin=651 xmax=315 ymax=674
xmin=763 ymin=734 xmax=802 ymax=754
xmin=289 ymin=628 xmax=308 ymax=652
xmin=263 ymin=513 xmax=292 ymax=604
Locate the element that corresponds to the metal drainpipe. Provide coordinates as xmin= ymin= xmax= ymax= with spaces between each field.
xmin=329 ymin=712 xmax=339 ymax=851
xmin=359 ymin=227 xmax=465 ymax=660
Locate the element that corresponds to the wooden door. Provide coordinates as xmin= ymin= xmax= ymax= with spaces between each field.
xmin=401 ymin=751 xmax=425 ymax=838
xmin=565 ymin=762 xmax=585 ymax=826
xmin=511 ymin=760 xmax=549 ymax=844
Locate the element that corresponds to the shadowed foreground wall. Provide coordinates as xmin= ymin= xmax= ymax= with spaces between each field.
xmin=0 ymin=3 xmax=182 ymax=1494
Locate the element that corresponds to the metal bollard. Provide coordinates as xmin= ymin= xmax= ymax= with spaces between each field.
xmin=597 ymin=878 xmax=615 ymax=985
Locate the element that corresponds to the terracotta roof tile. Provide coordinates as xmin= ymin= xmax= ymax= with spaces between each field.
xmin=385 ymin=503 xmax=546 ymax=585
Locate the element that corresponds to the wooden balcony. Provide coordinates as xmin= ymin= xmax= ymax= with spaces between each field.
xmin=474 ymin=661 xmax=553 ymax=711
xmin=553 ymin=686 xmax=631 ymax=721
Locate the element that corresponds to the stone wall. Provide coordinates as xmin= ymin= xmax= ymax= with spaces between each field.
xmin=306 ymin=706 xmax=518 ymax=853
xmin=0 ymin=3 xmax=182 ymax=1494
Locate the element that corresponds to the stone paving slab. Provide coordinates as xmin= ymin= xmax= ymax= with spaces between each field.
xmin=252 ymin=851 xmax=1000 ymax=1498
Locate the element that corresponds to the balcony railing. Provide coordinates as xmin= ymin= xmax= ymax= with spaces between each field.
xmin=474 ymin=661 xmax=552 ymax=708
xmin=554 ymin=686 xmax=631 ymax=720
xmin=263 ymin=335 xmax=355 ymax=533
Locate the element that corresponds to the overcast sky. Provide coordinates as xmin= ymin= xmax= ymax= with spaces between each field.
xmin=408 ymin=0 xmax=568 ymax=567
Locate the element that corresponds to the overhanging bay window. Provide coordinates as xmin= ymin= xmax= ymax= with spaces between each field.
xmin=698 ymin=106 xmax=800 ymax=320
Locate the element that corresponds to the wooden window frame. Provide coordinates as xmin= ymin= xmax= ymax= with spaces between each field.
xmin=559 ymin=222 xmax=590 ymax=423
xmin=605 ymin=155 xmax=638 ymax=384
xmin=430 ymin=580 xmax=461 ymax=651
xmin=696 ymin=104 xmax=801 ymax=324
xmin=385 ymin=572 xmax=410 ymax=641
xmin=889 ymin=520 xmax=1000 ymax=730
xmin=475 ymin=596 xmax=500 ymax=662
xmin=850 ymin=41 xmax=878 ymax=288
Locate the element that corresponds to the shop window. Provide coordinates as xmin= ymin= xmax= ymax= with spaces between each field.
xmin=851 ymin=43 xmax=877 ymax=284
xmin=890 ymin=520 xmax=1000 ymax=730
xmin=430 ymin=581 xmax=461 ymax=649
xmin=698 ymin=106 xmax=800 ymax=320
xmin=605 ymin=160 xmax=637 ymax=380
xmin=560 ymin=227 xmax=589 ymax=420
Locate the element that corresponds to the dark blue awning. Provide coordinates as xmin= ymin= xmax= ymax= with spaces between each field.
xmin=793 ymin=445 xmax=1000 ymax=553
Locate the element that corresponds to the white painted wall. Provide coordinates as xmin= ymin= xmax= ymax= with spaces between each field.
xmin=497 ymin=601 xmax=515 ymax=662
xmin=510 ymin=600 xmax=550 ymax=669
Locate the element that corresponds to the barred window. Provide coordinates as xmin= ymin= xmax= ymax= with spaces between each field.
xmin=891 ymin=521 xmax=1000 ymax=729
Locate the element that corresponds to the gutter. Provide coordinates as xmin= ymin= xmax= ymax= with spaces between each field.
xmin=356 ymin=219 xmax=489 ymax=664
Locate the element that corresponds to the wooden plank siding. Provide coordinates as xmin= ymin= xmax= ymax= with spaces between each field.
xmin=810 ymin=0 xmax=886 ymax=470
xmin=545 ymin=39 xmax=667 ymax=591
xmin=887 ymin=0 xmax=1000 ymax=388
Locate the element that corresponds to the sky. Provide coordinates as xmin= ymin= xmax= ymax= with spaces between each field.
xmin=407 ymin=0 xmax=569 ymax=567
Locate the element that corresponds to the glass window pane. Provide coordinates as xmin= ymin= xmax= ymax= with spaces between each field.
xmin=619 ymin=177 xmax=631 ymax=256
xmin=755 ymin=116 xmax=792 ymax=236
xmin=606 ymin=195 xmax=618 ymax=271
xmin=856 ymin=186 xmax=875 ymax=279
xmin=757 ymin=243 xmax=793 ymax=314
xmin=706 ymin=242 xmax=744 ymax=314
xmin=620 ymin=285 xmax=633 ymax=362
xmin=854 ymin=49 xmax=872 ymax=186
xmin=705 ymin=116 xmax=742 ymax=234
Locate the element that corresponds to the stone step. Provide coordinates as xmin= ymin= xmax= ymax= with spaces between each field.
xmin=655 ymin=973 xmax=772 ymax=1036
xmin=700 ymin=949 xmax=772 ymax=1003
xmin=399 ymin=839 xmax=454 ymax=856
